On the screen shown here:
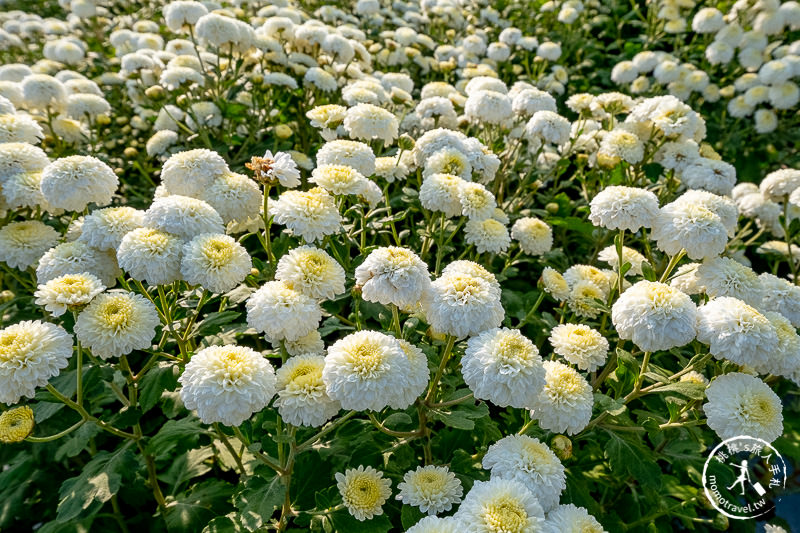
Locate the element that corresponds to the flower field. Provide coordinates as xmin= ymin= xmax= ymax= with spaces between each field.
xmin=1 ymin=0 xmax=800 ymax=531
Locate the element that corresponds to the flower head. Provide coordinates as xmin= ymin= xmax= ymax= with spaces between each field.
xmin=74 ymin=292 xmax=159 ymax=359
xmin=34 ymin=272 xmax=105 ymax=316
xmin=179 ymin=345 xmax=276 ymax=426
xmin=396 ymin=465 xmax=463 ymax=515
xmin=0 ymin=405 xmax=35 ymax=443
xmin=336 ymin=465 xmax=392 ymax=521
xmin=704 ymin=373 xmax=783 ymax=443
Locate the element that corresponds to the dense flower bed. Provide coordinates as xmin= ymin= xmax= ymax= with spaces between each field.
xmin=0 ymin=0 xmax=799 ymax=531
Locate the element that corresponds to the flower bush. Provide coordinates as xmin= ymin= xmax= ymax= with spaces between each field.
xmin=0 ymin=0 xmax=799 ymax=532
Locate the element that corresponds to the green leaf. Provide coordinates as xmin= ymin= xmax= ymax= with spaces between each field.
xmin=165 ymin=480 xmax=234 ymax=533
xmin=55 ymin=422 xmax=101 ymax=460
xmin=605 ymin=431 xmax=661 ymax=489
xmin=196 ymin=311 xmax=242 ymax=336
xmin=651 ymin=381 xmax=706 ymax=400
xmin=147 ymin=417 xmax=210 ymax=459
xmin=161 ymin=447 xmax=215 ymax=490
xmin=330 ymin=509 xmax=392 ymax=533
xmin=203 ymin=515 xmax=244 ymax=533
xmin=430 ymin=402 xmax=489 ymax=430
xmin=0 ymin=456 xmax=36 ymax=528
xmin=138 ymin=361 xmax=178 ymax=413
xmin=234 ymin=474 xmax=285 ymax=531
xmin=57 ymin=442 xmax=139 ymax=522
xmin=640 ymin=261 xmax=657 ymax=282
xmin=401 ymin=505 xmax=425 ymax=529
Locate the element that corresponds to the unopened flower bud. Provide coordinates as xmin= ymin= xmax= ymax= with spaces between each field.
xmin=551 ymin=435 xmax=572 ymax=460
xmin=0 ymin=406 xmax=35 ymax=443
xmin=398 ymin=134 xmax=415 ymax=151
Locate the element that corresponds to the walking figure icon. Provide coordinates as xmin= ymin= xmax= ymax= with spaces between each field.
xmin=727 ymin=460 xmax=768 ymax=497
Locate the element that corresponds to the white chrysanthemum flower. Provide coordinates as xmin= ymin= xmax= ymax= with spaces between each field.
xmin=419 ymin=173 xmax=466 ymax=217
xmin=465 ymin=218 xmax=510 ymax=254
xmin=336 ymin=466 xmax=392 ymax=522
xmin=458 ymin=182 xmax=496 ymax=221
xmin=483 ymin=435 xmax=566 ymax=513
xmin=597 ymin=245 xmax=647 ymax=276
xmin=78 ymin=207 xmax=144 ymax=251
xmin=179 ymin=345 xmax=276 ymax=426
xmin=512 ymin=88 xmax=557 ymax=116
xmin=680 ymin=158 xmax=737 ymax=196
xmin=511 ymin=217 xmax=553 ymax=256
xmin=669 ymin=262 xmax=703 ymax=295
xmin=465 ymin=90 xmax=513 ymax=125
xmin=564 ymin=265 xmax=613 ymax=297
xmin=268 ymin=187 xmax=342 ymax=243
xmin=0 ymin=114 xmax=44 ymax=144
xmin=275 ymin=245 xmax=345 ymax=300
xmin=549 ymin=324 xmax=608 ymax=372
xmin=567 ymin=280 xmax=606 ymax=319
xmin=761 ymin=312 xmax=800 ymax=379
xmin=181 ymin=233 xmax=251 ymax=293
xmin=696 ymin=297 xmax=778 ymax=369
xmin=117 ymin=228 xmax=184 ymax=286
xmin=200 ymin=171 xmax=261 ymax=224
xmin=396 ymin=465 xmax=463 ymax=517
xmin=316 ymin=140 xmax=376 ymax=177
xmin=462 ymin=328 xmax=545 ymax=409
xmin=36 ymin=241 xmax=120 ymax=287
xmin=542 ymin=267 xmax=570 ymax=301
xmin=530 ymin=360 xmax=593 ymax=435
xmin=611 ymin=61 xmax=639 ymax=84
xmin=375 ymin=156 xmax=409 ymax=183
xmin=34 ymin=272 xmax=105 ymax=316
xmin=160 ymin=149 xmax=229 ymax=198
xmin=322 ymin=330 xmax=411 ymax=411
xmin=40 ymin=156 xmax=118 ymax=212
xmin=612 ymin=281 xmax=697 ymax=352
xmin=0 ymin=142 xmax=48 ymax=177
xmin=281 ymin=330 xmax=325 ymax=357
xmin=759 ymin=273 xmax=800 ymax=328
xmin=143 ymin=195 xmax=225 ymax=240
xmin=163 ymin=1 xmax=209 ymax=32
xmin=589 ymin=186 xmax=659 ymax=232
xmin=355 ymin=247 xmax=431 ymax=309
xmin=652 ymin=195 xmax=729 ymax=261
xmin=424 ymin=270 xmax=504 ymax=339
xmin=455 ymin=478 xmax=545 ymax=533
xmin=343 ymin=103 xmax=398 ymax=146
xmin=422 ymin=148 xmax=472 ymax=181
xmin=760 ymin=169 xmax=800 ymax=202
xmin=246 ymin=281 xmax=322 ymax=342
xmin=74 ymin=292 xmax=159 ymax=360
xmin=525 ymin=110 xmax=571 ymax=145
xmin=310 ymin=164 xmax=367 ymax=196
xmin=21 ymin=74 xmax=65 ymax=110
xmin=275 ymin=353 xmax=340 ymax=427
xmin=2 ymin=171 xmax=56 ymax=212
xmin=406 ymin=516 xmax=462 ymax=533
xmin=680 ymin=370 xmax=709 ymax=386
xmin=257 ymin=150 xmax=302 ymax=189
xmin=703 ymin=372 xmax=783 ymax=443
xmin=306 ymin=104 xmax=347 ymax=139
xmin=542 ymin=504 xmax=607 ymax=533
xmin=0 ymin=220 xmax=59 ymax=269
xmin=0 ymin=320 xmax=72 ymax=404
xmin=597 ymin=128 xmax=644 ymax=164
xmin=696 ymin=257 xmax=762 ymax=305
xmin=692 ymin=7 xmax=724 ymax=33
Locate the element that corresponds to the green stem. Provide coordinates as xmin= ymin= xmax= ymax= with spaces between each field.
xmin=26 ymin=419 xmax=86 ymax=442
xmin=658 ymin=250 xmax=685 ymax=283
xmin=424 ymin=335 xmax=457 ymax=405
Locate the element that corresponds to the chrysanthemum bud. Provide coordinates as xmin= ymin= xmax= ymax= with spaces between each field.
xmin=545 ymin=202 xmax=560 ymax=214
xmin=275 ymin=124 xmax=293 ymax=139
xmin=398 ymin=134 xmax=415 ymax=151
xmin=0 ymin=406 xmax=35 ymax=443
xmin=551 ymin=434 xmax=573 ymax=460
xmin=144 ymin=85 xmax=165 ymax=100
xmin=124 ymin=147 xmax=138 ymax=158
xmin=96 ymin=114 xmax=111 ymax=126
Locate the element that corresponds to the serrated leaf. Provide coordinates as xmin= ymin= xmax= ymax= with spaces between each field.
xmin=165 ymin=480 xmax=234 ymax=533
xmin=55 ymin=422 xmax=100 ymax=460
xmin=57 ymin=442 xmax=139 ymax=522
xmin=234 ymin=475 xmax=285 ymax=531
xmin=652 ymin=381 xmax=706 ymax=400
xmin=605 ymin=431 xmax=661 ymax=489
xmin=147 ymin=417 xmax=210 ymax=459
